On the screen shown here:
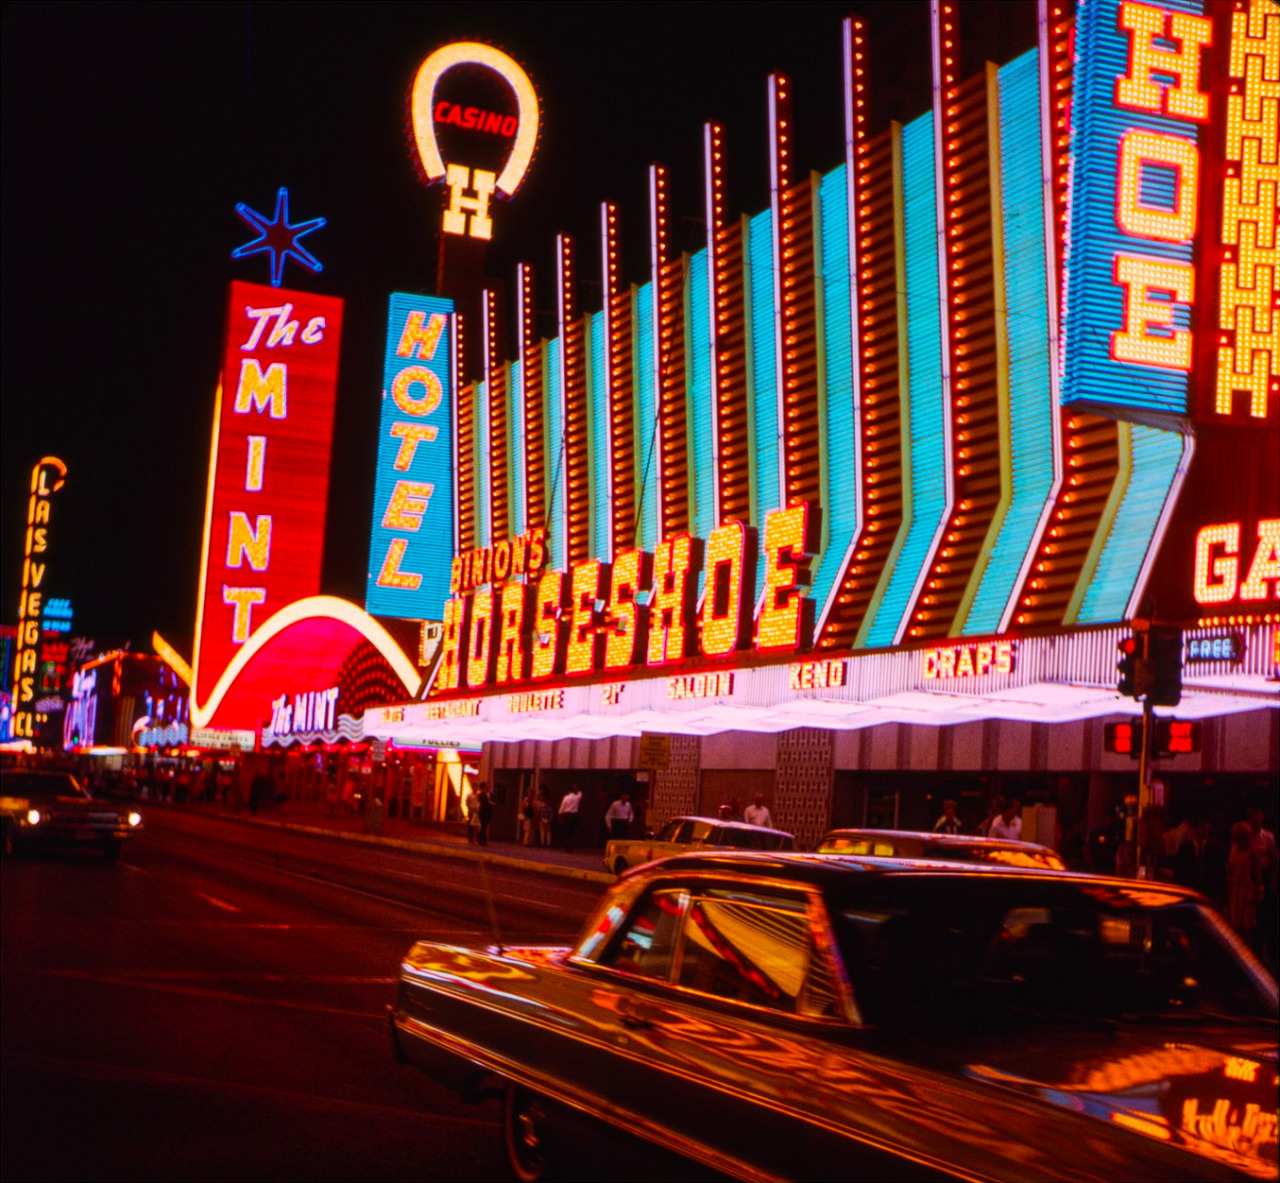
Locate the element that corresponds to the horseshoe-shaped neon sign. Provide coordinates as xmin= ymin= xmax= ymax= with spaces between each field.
xmin=410 ymin=42 xmax=539 ymax=199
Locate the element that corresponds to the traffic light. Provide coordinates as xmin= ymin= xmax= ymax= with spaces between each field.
xmin=1154 ymin=718 xmax=1201 ymax=757
xmin=1117 ymin=630 xmax=1149 ymax=699
xmin=1104 ymin=720 xmax=1140 ymax=757
xmin=1147 ymin=626 xmax=1183 ymax=707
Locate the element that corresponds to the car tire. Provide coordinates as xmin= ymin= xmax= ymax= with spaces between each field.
xmin=102 ymin=839 xmax=122 ymax=862
xmin=503 ymin=1081 xmax=555 ymax=1182
xmin=614 ymin=857 xmax=628 ymax=876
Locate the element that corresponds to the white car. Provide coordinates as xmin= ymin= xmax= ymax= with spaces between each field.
xmin=604 ymin=815 xmax=794 ymax=875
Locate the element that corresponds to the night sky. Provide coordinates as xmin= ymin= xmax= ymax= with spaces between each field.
xmin=1 ymin=1 xmax=1038 ymax=657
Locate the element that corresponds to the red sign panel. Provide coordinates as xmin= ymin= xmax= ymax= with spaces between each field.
xmin=193 ymin=281 xmax=343 ymax=725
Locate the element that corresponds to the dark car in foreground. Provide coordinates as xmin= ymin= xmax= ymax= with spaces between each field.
xmin=1 ymin=770 xmax=142 ymax=859
xmin=391 ymin=853 xmax=1278 ymax=1182
xmin=816 ymin=826 xmax=1066 ymax=869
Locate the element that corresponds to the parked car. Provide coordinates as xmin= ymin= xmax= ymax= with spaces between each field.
xmin=603 ymin=815 xmax=794 ymax=875
xmin=1 ymin=769 xmax=142 ymax=859
xmin=816 ymin=827 xmax=1066 ymax=869
xmin=391 ymin=852 xmax=1277 ymax=1182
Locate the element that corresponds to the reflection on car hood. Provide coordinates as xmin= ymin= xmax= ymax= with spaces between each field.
xmin=959 ymin=1029 xmax=1279 ymax=1179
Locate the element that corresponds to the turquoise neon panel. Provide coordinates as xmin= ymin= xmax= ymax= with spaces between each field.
xmin=1061 ymin=0 xmax=1201 ymax=417
xmin=1076 ymin=425 xmax=1183 ymax=623
xmin=686 ymin=248 xmax=715 ymax=554
xmin=862 ymin=113 xmax=947 ymax=647
xmin=963 ymin=49 xmax=1056 ymax=634
xmin=633 ymin=285 xmax=659 ymax=552
xmin=588 ymin=311 xmax=611 ymax=560
xmin=475 ymin=379 xmax=491 ymax=547
xmin=748 ymin=208 xmax=779 ymax=579
xmin=545 ymin=337 xmax=567 ymax=572
xmin=507 ymin=361 xmax=526 ymax=537
xmin=812 ymin=164 xmax=855 ymax=615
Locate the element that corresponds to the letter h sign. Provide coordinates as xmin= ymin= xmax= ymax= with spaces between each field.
xmin=443 ymin=164 xmax=496 ymax=240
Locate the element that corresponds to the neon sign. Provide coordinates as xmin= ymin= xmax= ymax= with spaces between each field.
xmin=410 ymin=42 xmax=539 ymax=241
xmin=1211 ymin=2 xmax=1279 ymax=422
xmin=922 ymin=641 xmax=1016 ymax=679
xmin=192 ymin=282 xmax=343 ymax=727
xmin=366 ymin=294 xmax=456 ymax=621
xmin=231 ymin=188 xmax=326 ymax=289
xmin=41 ymin=597 xmax=73 ymax=634
xmin=432 ymin=504 xmax=816 ymax=697
xmin=11 ymin=457 xmax=66 ymax=741
xmin=269 ymin=686 xmax=339 ymax=737
xmin=1193 ymin=519 xmax=1280 ymax=605
xmin=1063 ymin=0 xmax=1211 ymax=418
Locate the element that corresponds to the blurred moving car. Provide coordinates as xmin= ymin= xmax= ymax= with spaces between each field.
xmin=816 ymin=826 xmax=1066 ymax=869
xmin=391 ymin=852 xmax=1278 ymax=1182
xmin=603 ymin=815 xmax=794 ymax=875
xmin=1 ymin=770 xmax=142 ymax=860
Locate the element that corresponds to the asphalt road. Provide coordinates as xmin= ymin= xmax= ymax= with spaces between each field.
xmin=1 ymin=809 xmax=602 ymax=1182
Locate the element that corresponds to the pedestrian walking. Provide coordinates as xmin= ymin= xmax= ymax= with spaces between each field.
xmin=558 ymin=785 xmax=582 ymax=850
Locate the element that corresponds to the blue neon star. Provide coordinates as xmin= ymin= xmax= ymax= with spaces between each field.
xmin=231 ymin=187 xmax=326 ymax=288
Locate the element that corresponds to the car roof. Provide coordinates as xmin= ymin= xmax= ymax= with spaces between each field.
xmin=820 ymin=828 xmax=1057 ymax=854
xmin=668 ymin=816 xmax=794 ymax=837
xmin=632 ymin=848 xmax=1200 ymax=903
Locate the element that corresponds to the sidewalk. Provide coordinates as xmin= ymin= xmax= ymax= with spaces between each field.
xmin=170 ymin=796 xmax=615 ymax=885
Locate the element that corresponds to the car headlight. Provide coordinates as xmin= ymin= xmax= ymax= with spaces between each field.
xmin=26 ymin=808 xmax=41 ymax=825
xmin=127 ymin=812 xmax=142 ymax=827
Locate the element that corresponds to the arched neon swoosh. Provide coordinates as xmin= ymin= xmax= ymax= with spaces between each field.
xmin=183 ymin=596 xmax=422 ymax=729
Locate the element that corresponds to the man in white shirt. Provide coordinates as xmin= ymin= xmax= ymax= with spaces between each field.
xmin=743 ymin=793 xmax=773 ymax=829
xmin=464 ymin=785 xmax=481 ymax=844
xmin=604 ymin=792 xmax=634 ymax=839
xmin=988 ymin=798 xmax=1023 ymax=841
xmin=558 ymin=786 xmax=583 ymax=851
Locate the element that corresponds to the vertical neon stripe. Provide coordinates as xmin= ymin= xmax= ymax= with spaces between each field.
xmin=633 ymin=284 xmax=659 ymax=553
xmin=587 ymin=310 xmax=612 ymax=561
xmin=747 ymin=208 xmax=779 ymax=576
xmin=810 ymin=165 xmax=852 ymax=616
xmin=961 ymin=49 xmax=1057 ymax=634
xmin=545 ymin=338 xmax=567 ymax=572
xmin=861 ymin=113 xmax=948 ymax=647
xmin=1073 ymin=424 xmax=1188 ymax=624
xmin=475 ymin=378 xmax=491 ymax=547
xmin=507 ymin=361 xmax=526 ymax=537
xmin=687 ymin=248 xmax=715 ymax=546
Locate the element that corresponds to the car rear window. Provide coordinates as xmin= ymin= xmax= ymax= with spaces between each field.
xmin=835 ymin=876 xmax=1276 ymax=1031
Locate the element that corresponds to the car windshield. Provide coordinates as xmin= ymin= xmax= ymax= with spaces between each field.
xmin=834 ymin=876 xmax=1277 ymax=1033
xmin=2 ymin=774 xmax=89 ymax=802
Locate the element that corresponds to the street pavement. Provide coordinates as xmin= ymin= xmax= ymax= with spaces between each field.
xmin=169 ymin=795 xmax=617 ymax=885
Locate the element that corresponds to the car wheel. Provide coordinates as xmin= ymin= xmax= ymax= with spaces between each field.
xmin=503 ymin=1081 xmax=554 ymax=1182
xmin=102 ymin=839 xmax=122 ymax=861
xmin=614 ymin=857 xmax=628 ymax=876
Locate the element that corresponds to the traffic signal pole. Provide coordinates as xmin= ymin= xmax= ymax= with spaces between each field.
xmin=1136 ymin=697 xmax=1155 ymax=878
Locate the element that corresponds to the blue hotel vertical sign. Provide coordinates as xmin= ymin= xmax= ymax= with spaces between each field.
xmin=366 ymin=294 xmax=456 ymax=620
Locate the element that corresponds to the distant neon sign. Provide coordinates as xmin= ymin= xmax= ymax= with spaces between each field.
xmin=191 ymin=282 xmax=343 ymax=728
xmin=410 ymin=42 xmax=540 ymax=241
xmin=1193 ymin=519 xmax=1280 ymax=605
xmin=922 ymin=641 xmax=1016 ymax=680
xmin=231 ymin=188 xmax=326 ymax=289
xmin=366 ymin=295 xmax=456 ymax=621
xmin=433 ymin=503 xmax=816 ymax=696
xmin=11 ymin=457 xmax=66 ymax=741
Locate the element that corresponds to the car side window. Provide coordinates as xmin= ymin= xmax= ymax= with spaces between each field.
xmin=677 ymin=889 xmax=841 ymax=1018
xmin=674 ymin=820 xmax=697 ymax=843
xmin=599 ymin=889 xmax=686 ymax=981
xmin=655 ymin=820 xmax=681 ymax=843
